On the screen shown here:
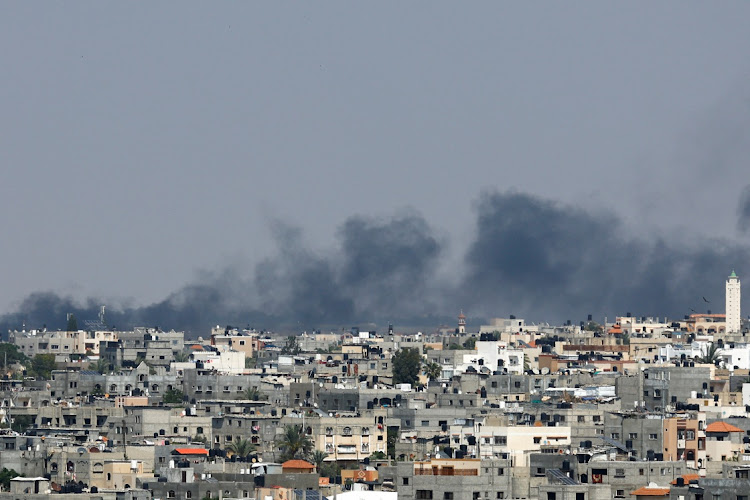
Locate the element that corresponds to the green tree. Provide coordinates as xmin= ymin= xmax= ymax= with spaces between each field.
xmin=276 ymin=424 xmax=313 ymax=461
xmin=30 ymin=354 xmax=57 ymax=380
xmin=93 ymin=357 xmax=111 ymax=375
xmin=281 ymin=336 xmax=301 ymax=355
xmin=369 ymin=451 xmax=387 ymax=460
xmin=701 ymin=343 xmax=721 ymax=365
xmin=319 ymin=462 xmax=340 ymax=480
xmin=162 ymin=389 xmax=185 ymax=404
xmin=392 ymin=348 xmax=421 ymax=385
xmin=0 ymin=343 xmax=28 ymax=367
xmin=226 ymin=438 xmax=256 ymax=459
xmin=422 ymin=361 xmax=441 ymax=381
xmin=309 ymin=450 xmax=328 ymax=472
xmin=10 ymin=415 xmax=32 ymax=434
xmin=0 ymin=468 xmax=19 ymax=491
xmin=243 ymin=386 xmax=267 ymax=401
xmin=585 ymin=321 xmax=603 ymax=333
xmin=174 ymin=351 xmax=189 ymax=363
xmin=66 ymin=314 xmax=78 ymax=332
xmin=462 ymin=337 xmax=476 ymax=349
xmin=386 ymin=427 xmax=397 ymax=459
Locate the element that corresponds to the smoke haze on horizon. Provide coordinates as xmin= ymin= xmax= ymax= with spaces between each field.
xmin=3 ymin=190 xmax=749 ymax=336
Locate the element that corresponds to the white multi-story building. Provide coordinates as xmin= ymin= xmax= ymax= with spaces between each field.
xmin=726 ymin=270 xmax=741 ymax=333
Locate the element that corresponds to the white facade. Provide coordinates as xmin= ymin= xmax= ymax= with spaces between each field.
xmin=455 ymin=341 xmax=524 ymax=375
xmin=726 ymin=271 xmax=741 ymax=333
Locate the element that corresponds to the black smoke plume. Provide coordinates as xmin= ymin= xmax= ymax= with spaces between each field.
xmin=738 ymin=185 xmax=750 ymax=235
xmin=464 ymin=191 xmax=750 ymax=321
xmin=0 ymin=212 xmax=444 ymax=336
xmin=2 ymin=191 xmax=748 ymax=336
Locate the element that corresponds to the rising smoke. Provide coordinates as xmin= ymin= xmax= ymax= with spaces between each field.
xmin=2 ymin=191 xmax=749 ymax=336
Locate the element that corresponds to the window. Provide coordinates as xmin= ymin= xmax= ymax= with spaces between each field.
xmin=421 ymin=420 xmax=430 ymax=427
xmin=416 ymin=490 xmax=433 ymax=500
xmin=403 ymin=478 xmax=409 ymax=486
xmin=444 ymin=494 xmax=454 ymax=500
xmin=494 ymin=436 xmax=507 ymax=445
xmin=533 ymin=437 xmax=541 ymax=444
xmin=592 ymin=416 xmax=601 ymax=422
xmin=649 ymin=433 xmax=657 ymax=440
xmin=615 ymin=468 xmax=625 ymax=478
xmin=629 ymin=433 xmax=637 ymax=439
xmin=497 ymin=468 xmax=504 ymax=476
xmin=615 ymin=490 xmax=625 ymax=498
xmin=611 ymin=433 xmax=620 ymax=440
xmin=326 ymin=427 xmax=333 ymax=436
xmin=343 ymin=426 xmax=352 ymax=436
xmin=496 ymin=494 xmax=504 ymax=500
xmin=578 ymin=416 xmax=585 ymax=423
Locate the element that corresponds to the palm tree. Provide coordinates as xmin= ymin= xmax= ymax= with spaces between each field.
xmin=700 ymin=343 xmax=721 ymax=365
xmin=227 ymin=438 xmax=256 ymax=459
xmin=94 ymin=357 xmax=111 ymax=375
xmin=309 ymin=450 xmax=328 ymax=472
xmin=423 ymin=361 xmax=441 ymax=381
xmin=174 ymin=351 xmax=190 ymax=363
xmin=276 ymin=425 xmax=313 ymax=461
xmin=243 ymin=387 xmax=268 ymax=401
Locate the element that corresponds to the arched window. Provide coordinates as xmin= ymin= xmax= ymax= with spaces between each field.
xmin=343 ymin=426 xmax=352 ymax=436
xmin=93 ymin=463 xmax=103 ymax=474
xmin=325 ymin=427 xmax=333 ymax=436
xmin=186 ymin=492 xmax=192 ymax=499
xmin=110 ymin=384 xmax=117 ymax=392
xmin=168 ymin=491 xmax=176 ymax=498
xmin=362 ymin=427 xmax=370 ymax=436
xmin=197 ymin=427 xmax=204 ymax=434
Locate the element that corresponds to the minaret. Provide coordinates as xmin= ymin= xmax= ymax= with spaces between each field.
xmin=726 ymin=270 xmax=741 ymax=333
xmin=458 ymin=310 xmax=466 ymax=334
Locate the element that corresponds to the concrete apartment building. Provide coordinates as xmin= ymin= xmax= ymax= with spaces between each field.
xmin=394 ymin=458 xmax=515 ymax=500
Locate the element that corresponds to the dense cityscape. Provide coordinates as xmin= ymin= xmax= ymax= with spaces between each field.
xmin=0 ymin=272 xmax=746 ymax=500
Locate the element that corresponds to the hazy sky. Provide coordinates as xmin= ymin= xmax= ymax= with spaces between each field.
xmin=2 ymin=3 xmax=750 ymax=328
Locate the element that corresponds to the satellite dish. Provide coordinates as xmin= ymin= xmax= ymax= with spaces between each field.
xmin=77 ymin=447 xmax=87 ymax=455
xmin=541 ymin=367 xmax=550 ymax=375
xmin=533 ymin=369 xmax=540 ymax=375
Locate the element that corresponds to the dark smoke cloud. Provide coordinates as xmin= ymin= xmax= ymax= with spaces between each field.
xmin=464 ymin=191 xmax=750 ymax=322
xmin=3 ymin=191 xmax=749 ymax=336
xmin=0 ymin=212 xmax=444 ymax=336
xmin=738 ymin=185 xmax=750 ymax=235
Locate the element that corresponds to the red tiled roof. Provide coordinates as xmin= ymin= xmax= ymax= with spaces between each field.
xmin=173 ymin=448 xmax=209 ymax=456
xmin=631 ymin=486 xmax=670 ymax=496
xmin=705 ymin=421 xmax=743 ymax=433
xmin=671 ymin=474 xmax=700 ymax=485
xmin=282 ymin=459 xmax=315 ymax=469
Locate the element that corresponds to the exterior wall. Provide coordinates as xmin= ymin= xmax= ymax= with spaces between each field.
xmin=581 ymin=460 xmax=685 ymax=500
xmin=396 ymin=459 xmax=513 ymax=500
xmin=662 ymin=417 xmax=705 ymax=468
xmin=726 ymin=273 xmax=741 ymax=334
